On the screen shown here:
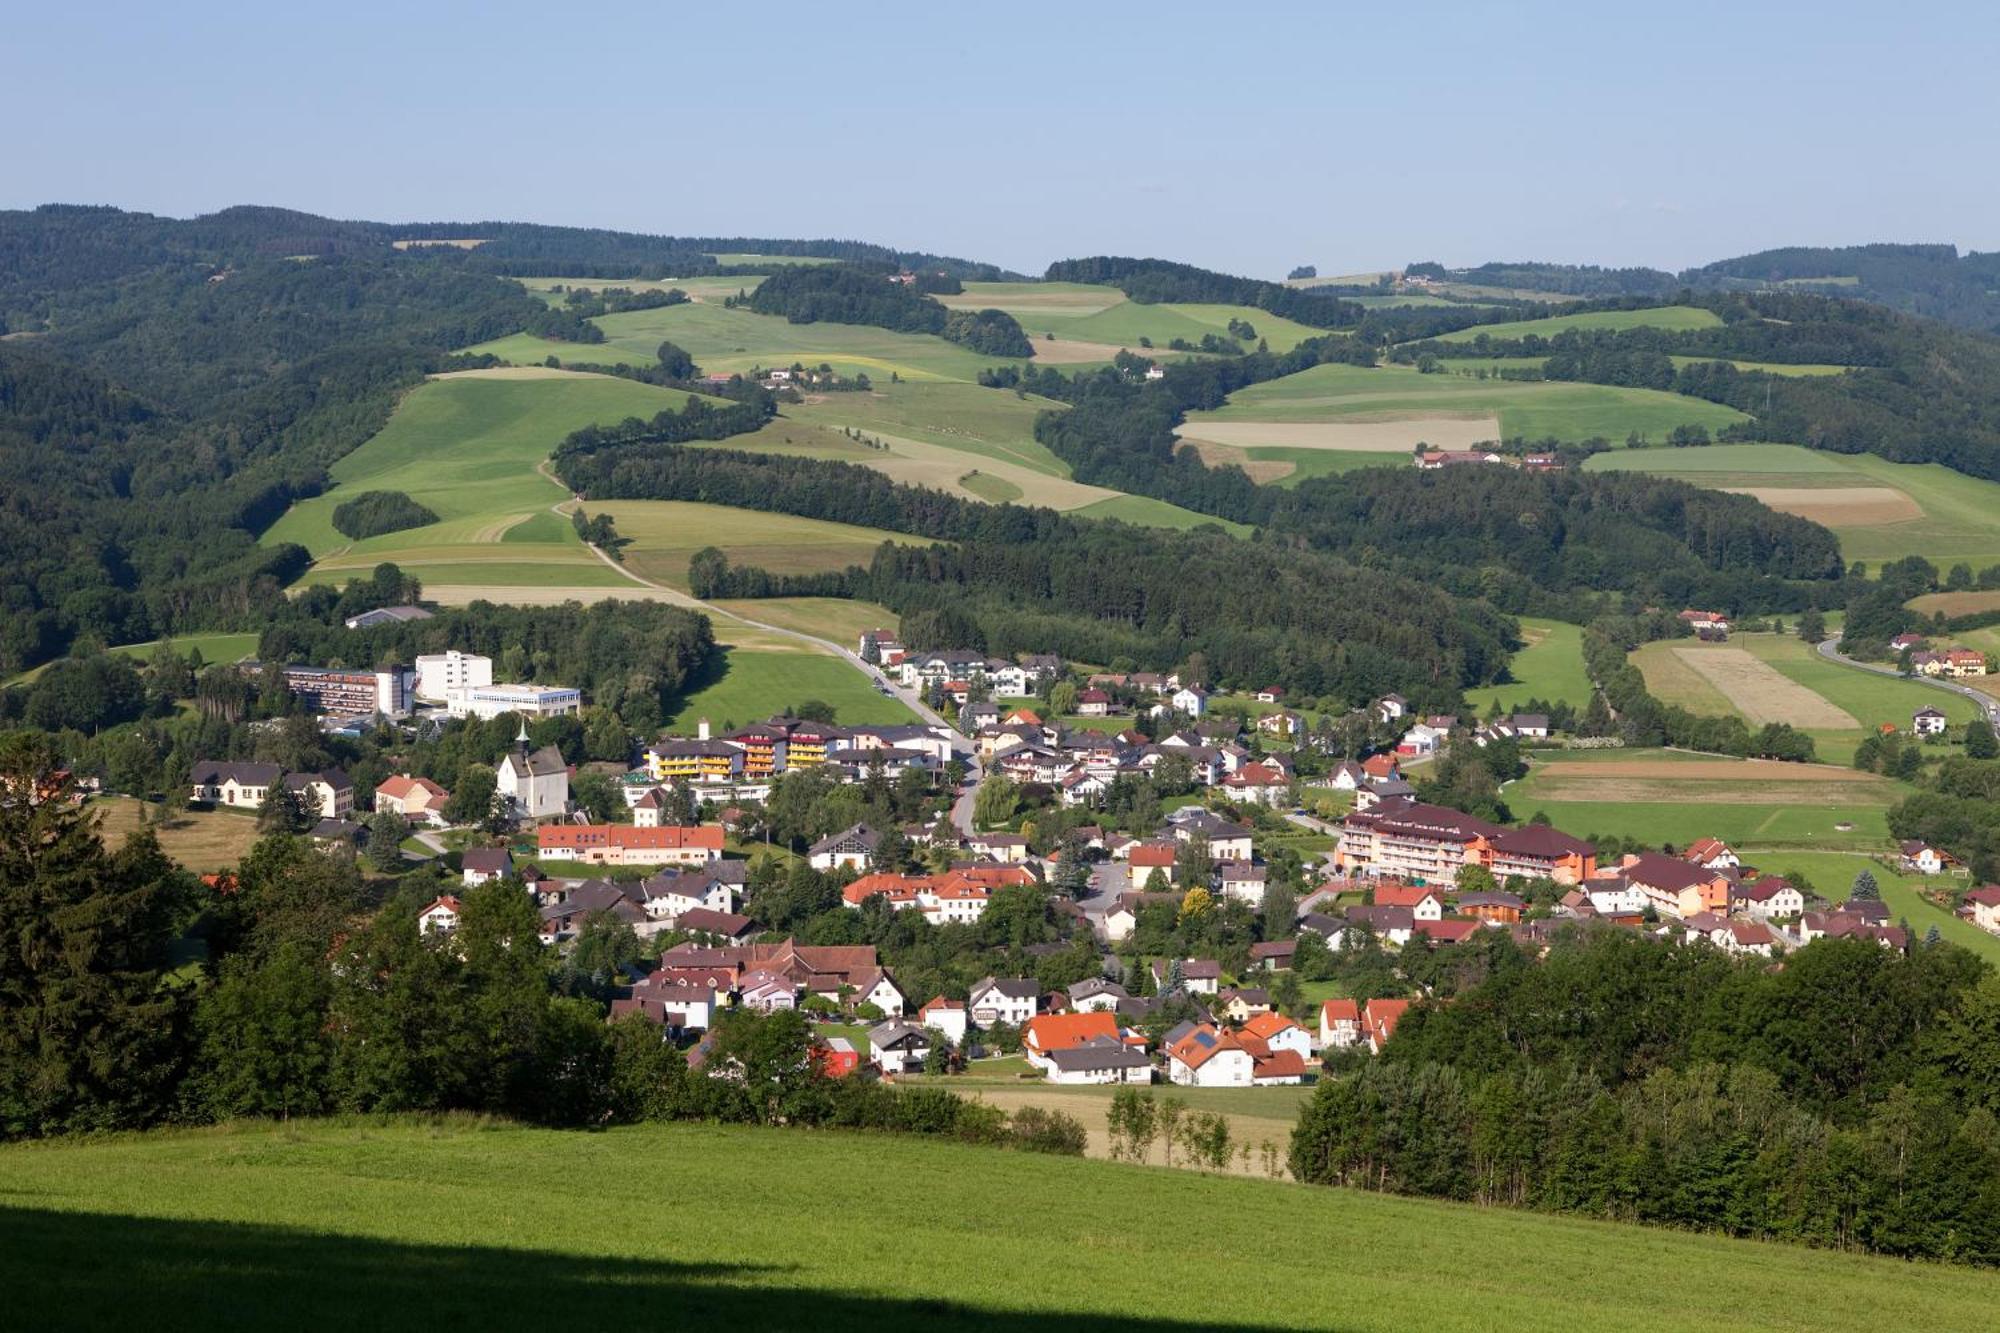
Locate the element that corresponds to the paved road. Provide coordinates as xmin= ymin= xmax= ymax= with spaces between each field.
xmin=561 ymin=507 xmax=983 ymax=817
xmin=1816 ymin=636 xmax=2000 ymax=726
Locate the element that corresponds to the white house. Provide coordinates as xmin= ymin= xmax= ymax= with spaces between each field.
xmin=868 ymin=1021 xmax=931 ymax=1074
xmin=1913 ymin=707 xmax=1949 ymax=737
xmin=1218 ymin=862 xmax=1268 ymax=905
xmin=1319 ymin=998 xmax=1363 ymax=1050
xmin=418 ymin=894 xmax=461 ymax=935
xmin=1166 ymin=1025 xmax=1253 ymax=1087
xmin=1168 ymin=686 xmax=1208 ymax=717
xmin=1900 ymin=840 xmax=1951 ymax=875
xmin=1734 ymin=875 xmax=1806 ymax=921
xmin=918 ymin=997 xmax=969 ymax=1046
xmin=968 ymin=977 xmax=1039 ymax=1028
xmin=852 ymin=969 xmax=907 ymax=1016
xmin=1585 ymin=879 xmax=1649 ymax=916
xmin=189 ymin=760 xmax=283 ymax=811
xmin=809 ymin=824 xmax=880 ymax=873
xmin=1241 ymin=1011 xmax=1315 ymax=1061
xmin=1067 ymin=978 xmax=1129 ymax=1012
xmin=1043 ymin=1037 xmax=1152 ymax=1085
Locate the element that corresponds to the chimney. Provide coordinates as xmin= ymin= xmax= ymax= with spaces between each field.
xmin=698 ymin=717 xmax=711 ymax=741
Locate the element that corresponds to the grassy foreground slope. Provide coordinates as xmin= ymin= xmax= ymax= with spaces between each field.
xmin=4 ymin=1120 xmax=1996 ymax=1332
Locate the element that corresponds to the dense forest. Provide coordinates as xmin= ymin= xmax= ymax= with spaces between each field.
xmin=1294 ymin=927 xmax=2000 ymax=1265
xmin=330 ymin=491 xmax=438 ymax=540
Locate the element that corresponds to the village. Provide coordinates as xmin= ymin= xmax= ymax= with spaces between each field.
xmin=170 ymin=611 xmax=2000 ymax=1095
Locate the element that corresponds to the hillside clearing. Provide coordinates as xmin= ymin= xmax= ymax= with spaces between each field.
xmin=1463 ymin=619 xmax=1593 ymax=712
xmin=4 ymin=1119 xmax=1995 ymax=1332
xmin=1669 ymin=646 xmax=1859 ymax=728
xmin=590 ymin=500 xmax=924 ymax=592
xmin=1176 ymin=417 xmax=1499 ymax=452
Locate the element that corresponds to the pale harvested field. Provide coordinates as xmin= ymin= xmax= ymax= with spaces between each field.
xmin=1179 ymin=438 xmax=1296 ymax=482
xmin=1532 ymin=758 xmax=1878 ymax=782
xmin=422 ymin=583 xmax=698 ymax=608
xmin=92 ymin=797 xmax=265 ymax=872
xmin=958 ymin=1085 xmax=1297 ymax=1178
xmin=428 ymin=366 xmax=618 ymax=382
xmin=1720 ymin=485 xmax=1922 ymax=525
xmin=1670 ymin=646 xmax=1858 ymax=728
xmin=1026 ymin=337 xmax=1151 ymax=365
xmin=1909 ymin=590 xmax=2000 ymax=617
xmin=837 ymin=431 xmax=1119 ymax=508
xmin=1176 ymin=416 xmax=1501 ymax=452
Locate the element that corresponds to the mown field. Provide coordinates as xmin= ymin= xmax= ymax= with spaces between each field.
xmin=1508 ymin=748 xmax=1912 ymax=849
xmin=4 ymin=631 xmax=262 ymax=687
xmin=936 ymin=281 xmax=1331 ymax=356
xmin=704 ymin=597 xmax=901 ymax=645
xmin=1586 ymin=443 xmax=2000 ymax=571
xmin=1631 ymin=631 xmax=1977 ymax=762
xmin=1464 ymin=618 xmax=1591 ymax=713
xmin=591 ymin=500 xmax=923 ymax=592
xmin=1178 ymin=362 xmax=1747 ymax=460
xmin=4 ymin=1119 xmax=1995 ymax=1332
xmin=1429 ymin=304 xmax=1723 ymax=342
xmin=263 ymin=370 xmax=714 ymax=596
xmin=91 ymin=796 xmax=266 ymax=872
xmin=665 ymin=642 xmax=915 ymax=730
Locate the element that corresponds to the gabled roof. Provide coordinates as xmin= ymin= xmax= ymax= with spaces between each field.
xmin=1320 ymin=997 xmax=1361 ymax=1025
xmin=972 ymin=976 xmax=1039 ymax=1001
xmin=1024 ymin=1010 xmax=1122 ymax=1053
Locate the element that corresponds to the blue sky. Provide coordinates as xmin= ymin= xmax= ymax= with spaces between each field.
xmin=12 ymin=1 xmax=1996 ymax=278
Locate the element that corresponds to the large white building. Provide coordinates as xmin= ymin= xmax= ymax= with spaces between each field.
xmin=497 ymin=732 xmax=570 ymax=820
xmin=415 ymin=650 xmax=493 ymax=703
xmin=447 ymin=682 xmax=582 ymax=720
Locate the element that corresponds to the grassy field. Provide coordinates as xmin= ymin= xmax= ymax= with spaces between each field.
xmin=704 ymin=597 xmax=900 ymax=644
xmin=466 ymin=301 xmax=1006 ymax=383
xmin=1464 ymin=618 xmax=1591 ymax=713
xmin=783 ymin=381 xmax=1070 ymax=477
xmin=91 ymin=797 xmax=265 ymax=872
xmin=936 ymin=282 xmax=1332 ymax=355
xmin=1430 ymin=305 xmax=1723 ymax=342
xmin=1071 ymin=494 xmax=1253 ymax=533
xmin=263 ymin=370 xmax=718 ymax=596
xmin=591 ymin=500 xmax=923 ymax=592
xmin=1509 ymin=748 xmax=1911 ymax=850
xmin=5 ymin=1119 xmax=1996 ymax=1332
xmin=1586 ymin=444 xmax=2000 ymax=571
xmin=1181 ymin=362 xmax=1746 ymax=447
xmin=666 ymin=644 xmax=915 ymax=730
xmin=1631 ymin=631 xmax=1977 ymax=762
xmin=5 ymin=631 xmax=262 ymax=687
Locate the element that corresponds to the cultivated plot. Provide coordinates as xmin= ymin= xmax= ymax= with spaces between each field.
xmin=593 ymin=500 xmax=925 ymax=591
xmin=1669 ymin=646 xmax=1860 ymax=728
xmin=1430 ymin=305 xmax=1723 ymax=342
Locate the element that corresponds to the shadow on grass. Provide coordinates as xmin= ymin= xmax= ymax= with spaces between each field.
xmin=0 ymin=1205 xmax=1312 ymax=1332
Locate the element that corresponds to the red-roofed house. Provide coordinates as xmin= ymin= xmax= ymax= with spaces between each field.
xmin=1320 ymin=998 xmax=1362 ymax=1049
xmin=1964 ymin=885 xmax=2000 ymax=934
xmin=537 ymin=823 xmax=725 ymax=867
xmin=375 ymin=774 xmax=450 ymax=826
xmin=1222 ymin=762 xmax=1291 ymax=806
xmin=418 ymin=894 xmax=461 ymax=935
xmin=1167 ymin=1024 xmax=1253 ymax=1087
xmin=1373 ymin=884 xmax=1444 ymax=920
xmin=1363 ymin=998 xmax=1411 ymax=1054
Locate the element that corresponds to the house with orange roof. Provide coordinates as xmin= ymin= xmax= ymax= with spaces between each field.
xmin=1241 ymin=1010 xmax=1316 ymax=1060
xmin=1319 ymin=998 xmax=1362 ymax=1049
xmin=1363 ymin=997 xmax=1411 ymax=1054
xmin=1022 ymin=1011 xmax=1150 ymax=1084
xmin=918 ymin=996 xmax=968 ymax=1045
xmin=374 ymin=774 xmax=450 ymax=827
xmin=418 ymin=894 xmax=462 ymax=936
xmin=1166 ymin=1023 xmax=1253 ymax=1087
xmin=1128 ymin=841 xmax=1177 ymax=888
xmin=537 ymin=823 xmax=724 ymax=867
xmin=1372 ymin=884 xmax=1444 ymax=921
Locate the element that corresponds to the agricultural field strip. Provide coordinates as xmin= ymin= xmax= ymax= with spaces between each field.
xmin=1669 ymin=646 xmax=1859 ymax=728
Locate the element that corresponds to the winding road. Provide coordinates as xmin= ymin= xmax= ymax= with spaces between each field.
xmin=1815 ymin=636 xmax=2000 ymax=728
xmin=544 ymin=468 xmax=983 ymax=830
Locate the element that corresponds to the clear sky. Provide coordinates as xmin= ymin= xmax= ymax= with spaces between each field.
xmin=12 ymin=0 xmax=1997 ymax=279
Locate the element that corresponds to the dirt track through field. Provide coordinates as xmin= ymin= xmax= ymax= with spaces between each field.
xmin=467 ymin=513 xmax=531 ymax=543
xmin=1669 ymin=647 xmax=1858 ymax=728
xmin=1720 ymin=485 xmax=1922 ymax=525
xmin=1176 ymin=417 xmax=1502 ymax=452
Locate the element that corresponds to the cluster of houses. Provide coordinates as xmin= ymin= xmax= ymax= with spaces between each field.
xmin=637 ymin=715 xmax=958 ymax=808
xmin=1888 ymin=631 xmax=1989 ymax=677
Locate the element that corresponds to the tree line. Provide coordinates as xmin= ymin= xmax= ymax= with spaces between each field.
xmin=1292 ymin=927 xmax=2000 ymax=1266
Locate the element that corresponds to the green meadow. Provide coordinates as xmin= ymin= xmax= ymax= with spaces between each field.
xmin=1464 ymin=618 xmax=1591 ymax=712
xmin=263 ymin=372 xmax=710 ymax=594
xmin=1745 ymin=851 xmax=2000 ymax=965
xmin=667 ymin=644 xmax=916 ymax=729
xmin=4 ymin=1119 xmax=1995 ymax=1332
xmin=938 ymin=281 xmax=1333 ymax=353
xmin=1071 ymin=494 xmax=1254 ymax=533
xmin=1430 ymin=304 xmax=1723 ymax=342
xmin=1587 ymin=444 xmax=2000 ymax=571
xmin=592 ymin=500 xmax=924 ymax=592
xmin=1188 ymin=362 xmax=1747 ymax=443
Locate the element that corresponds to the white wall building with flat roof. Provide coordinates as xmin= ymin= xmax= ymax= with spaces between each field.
xmin=415 ymin=650 xmax=493 ymax=702
xmin=446 ymin=682 xmax=582 ymax=720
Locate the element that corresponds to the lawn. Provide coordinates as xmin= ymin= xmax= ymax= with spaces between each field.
xmin=5 ymin=631 xmax=262 ymax=687
xmin=1070 ymin=494 xmax=1254 ymax=533
xmin=940 ymin=284 xmax=1335 ymax=355
xmin=783 ymin=381 xmax=1072 ymax=477
xmin=4 ymin=1119 xmax=1997 ymax=1332
xmin=1508 ymin=748 xmax=1912 ymax=850
xmin=1464 ymin=618 xmax=1591 ymax=713
xmin=1183 ymin=361 xmax=1746 ymax=446
xmin=703 ymin=597 xmax=901 ymax=645
xmin=1429 ymin=304 xmax=1723 ymax=343
xmin=665 ymin=644 xmax=914 ymax=730
xmin=91 ymin=797 xmax=265 ymax=872
xmin=1586 ymin=444 xmax=2000 ymax=571
xmin=590 ymin=500 xmax=924 ymax=592
xmin=261 ymin=370 xmax=725 ymax=597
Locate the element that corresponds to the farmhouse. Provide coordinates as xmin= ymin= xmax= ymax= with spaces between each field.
xmin=1733 ymin=875 xmax=1805 ymax=921
xmin=1899 ymin=840 xmax=1953 ymax=875
xmin=1961 ymin=885 xmax=2000 ymax=934
xmin=1913 ymin=707 xmax=1949 ymax=737
xmin=189 ymin=760 xmax=283 ymax=811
